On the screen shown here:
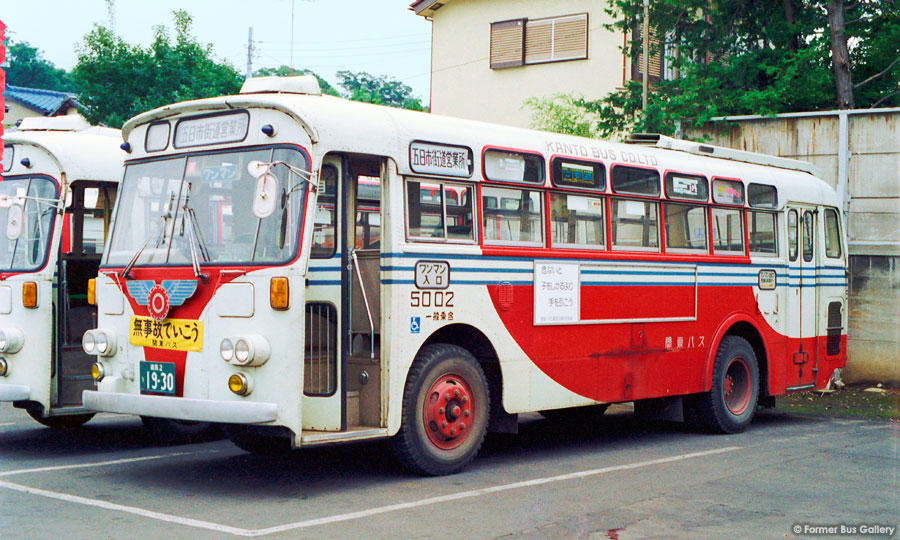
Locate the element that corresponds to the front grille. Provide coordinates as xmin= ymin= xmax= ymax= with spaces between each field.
xmin=826 ymin=301 xmax=842 ymax=356
xmin=304 ymin=303 xmax=337 ymax=396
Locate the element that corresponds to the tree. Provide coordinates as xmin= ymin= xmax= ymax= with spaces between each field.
xmin=527 ymin=0 xmax=899 ymax=138
xmin=253 ymin=66 xmax=340 ymax=96
xmin=335 ymin=70 xmax=423 ymax=111
xmin=72 ymin=10 xmax=243 ymax=128
xmin=2 ymin=40 xmax=76 ymax=92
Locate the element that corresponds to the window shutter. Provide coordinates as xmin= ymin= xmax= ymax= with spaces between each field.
xmin=631 ymin=27 xmax=663 ymax=82
xmin=491 ymin=19 xmax=525 ymax=69
xmin=551 ymin=14 xmax=588 ymax=61
xmin=525 ymin=19 xmax=553 ymax=63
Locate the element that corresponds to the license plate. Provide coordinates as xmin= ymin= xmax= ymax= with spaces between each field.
xmin=140 ymin=361 xmax=176 ymax=395
xmin=129 ymin=316 xmax=203 ymax=352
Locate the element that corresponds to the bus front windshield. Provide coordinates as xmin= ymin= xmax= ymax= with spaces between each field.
xmin=0 ymin=177 xmax=58 ymax=272
xmin=105 ymin=148 xmax=308 ymax=267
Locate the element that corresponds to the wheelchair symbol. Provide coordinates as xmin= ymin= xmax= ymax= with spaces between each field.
xmin=410 ymin=317 xmax=420 ymax=334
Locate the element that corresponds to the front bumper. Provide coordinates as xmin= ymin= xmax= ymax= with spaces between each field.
xmin=82 ymin=390 xmax=278 ymax=424
xmin=0 ymin=384 xmax=31 ymax=402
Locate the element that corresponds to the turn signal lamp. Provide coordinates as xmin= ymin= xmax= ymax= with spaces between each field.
xmin=91 ymin=362 xmax=105 ymax=382
xmin=22 ymin=282 xmax=37 ymax=308
xmin=0 ymin=358 xmax=9 ymax=377
xmin=87 ymin=279 xmax=96 ymax=305
xmin=228 ymin=373 xmax=253 ymax=396
xmin=270 ymin=277 xmax=289 ymax=310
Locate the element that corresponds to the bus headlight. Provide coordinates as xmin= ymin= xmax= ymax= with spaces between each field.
xmin=220 ymin=339 xmax=234 ymax=362
xmin=83 ymin=329 xmax=116 ymax=357
xmin=0 ymin=328 xmax=25 ymax=354
xmin=228 ymin=373 xmax=253 ymax=396
xmin=91 ymin=362 xmax=105 ymax=382
xmin=0 ymin=358 xmax=9 ymax=377
xmin=229 ymin=334 xmax=270 ymax=367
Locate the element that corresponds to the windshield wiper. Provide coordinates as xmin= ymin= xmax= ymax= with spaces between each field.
xmin=178 ymin=185 xmax=210 ymax=282
xmin=121 ymin=193 xmax=175 ymax=280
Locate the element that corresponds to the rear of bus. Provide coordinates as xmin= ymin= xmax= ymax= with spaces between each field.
xmin=0 ymin=118 xmax=121 ymax=428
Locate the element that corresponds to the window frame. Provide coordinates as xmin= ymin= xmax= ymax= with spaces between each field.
xmin=610 ymin=164 xmax=661 ymax=197
xmin=663 ymin=201 xmax=709 ymax=254
xmin=824 ymin=207 xmax=843 ymax=259
xmin=788 ymin=209 xmax=799 ymax=262
xmin=482 ymin=147 xmax=546 ymax=185
xmin=664 ymin=171 xmax=709 ymax=202
xmin=747 ymin=183 xmax=778 ymax=209
xmin=711 ymin=177 xmax=745 ymax=206
xmin=405 ymin=177 xmax=477 ymax=245
xmin=480 ymin=183 xmax=545 ymax=247
xmin=550 ymin=156 xmax=606 ymax=192
xmin=610 ymin=197 xmax=660 ymax=252
xmin=711 ymin=206 xmax=746 ymax=256
xmin=748 ymin=210 xmax=779 ymax=257
xmin=549 ymin=190 xmax=606 ymax=250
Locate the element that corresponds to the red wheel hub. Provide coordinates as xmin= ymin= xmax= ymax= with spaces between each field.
xmin=423 ymin=374 xmax=474 ymax=450
xmin=723 ymin=357 xmax=751 ymax=415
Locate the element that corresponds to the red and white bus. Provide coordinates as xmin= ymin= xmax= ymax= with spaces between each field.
xmin=83 ymin=76 xmax=847 ymax=475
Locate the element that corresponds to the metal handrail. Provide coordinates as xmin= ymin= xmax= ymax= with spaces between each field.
xmin=350 ymin=249 xmax=375 ymax=359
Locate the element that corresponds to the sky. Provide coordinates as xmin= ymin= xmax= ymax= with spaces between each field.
xmin=0 ymin=0 xmax=433 ymax=103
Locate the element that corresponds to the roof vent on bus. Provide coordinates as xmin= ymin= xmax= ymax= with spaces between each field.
xmin=624 ymin=133 xmax=661 ymax=145
xmin=239 ymin=75 xmax=322 ymax=96
xmin=17 ymin=116 xmax=91 ymax=132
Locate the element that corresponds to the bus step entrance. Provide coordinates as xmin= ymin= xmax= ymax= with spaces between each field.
xmin=347 ymin=333 xmax=381 ymax=427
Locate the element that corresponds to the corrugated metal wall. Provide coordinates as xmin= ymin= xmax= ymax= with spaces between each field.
xmin=687 ymin=109 xmax=900 ymax=384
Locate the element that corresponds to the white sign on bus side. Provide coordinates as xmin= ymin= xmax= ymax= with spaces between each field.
xmin=534 ymin=261 xmax=580 ymax=325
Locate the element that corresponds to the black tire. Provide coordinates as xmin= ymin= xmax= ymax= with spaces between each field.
xmin=538 ymin=404 xmax=609 ymax=422
xmin=224 ymin=425 xmax=293 ymax=456
xmin=26 ymin=409 xmax=95 ymax=430
xmin=694 ymin=336 xmax=759 ymax=434
xmin=392 ymin=344 xmax=489 ymax=476
xmin=140 ymin=416 xmax=220 ymax=443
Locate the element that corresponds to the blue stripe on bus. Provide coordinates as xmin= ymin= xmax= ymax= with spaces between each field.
xmin=307 ymin=280 xmax=341 ymax=286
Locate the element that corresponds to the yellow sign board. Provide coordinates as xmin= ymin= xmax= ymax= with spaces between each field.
xmin=129 ymin=316 xmax=203 ymax=352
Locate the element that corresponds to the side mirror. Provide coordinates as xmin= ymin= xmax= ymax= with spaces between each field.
xmin=6 ymin=203 xmax=25 ymax=241
xmin=252 ymin=173 xmax=279 ymax=219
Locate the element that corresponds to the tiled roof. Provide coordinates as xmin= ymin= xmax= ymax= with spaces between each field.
xmin=4 ymin=85 xmax=80 ymax=115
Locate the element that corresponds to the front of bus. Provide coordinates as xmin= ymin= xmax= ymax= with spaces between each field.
xmin=0 ymin=138 xmax=63 ymax=411
xmin=83 ymin=79 xmax=318 ymax=441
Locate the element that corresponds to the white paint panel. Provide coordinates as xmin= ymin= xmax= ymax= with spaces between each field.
xmin=214 ymin=283 xmax=255 ymax=318
xmin=100 ymin=283 xmax=124 ymax=315
xmin=0 ymin=286 xmax=11 ymax=314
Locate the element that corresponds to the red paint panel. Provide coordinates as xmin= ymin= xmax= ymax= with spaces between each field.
xmin=581 ymin=285 xmax=694 ymax=320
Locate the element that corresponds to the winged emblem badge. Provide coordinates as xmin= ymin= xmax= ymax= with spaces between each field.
xmin=126 ymin=280 xmax=198 ymax=321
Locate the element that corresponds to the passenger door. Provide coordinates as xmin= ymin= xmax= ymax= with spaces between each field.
xmin=785 ymin=206 xmax=818 ymax=390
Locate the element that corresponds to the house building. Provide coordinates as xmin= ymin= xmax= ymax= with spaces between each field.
xmin=3 ymin=85 xmax=82 ymax=129
xmin=411 ymin=0 xmax=660 ymax=128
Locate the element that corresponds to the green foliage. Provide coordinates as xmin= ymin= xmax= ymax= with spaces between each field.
xmin=2 ymin=40 xmax=76 ymax=92
xmin=528 ymin=0 xmax=899 ymax=137
xmin=72 ymin=10 xmax=243 ymax=128
xmin=335 ymin=70 xmax=423 ymax=111
xmin=252 ymin=66 xmax=340 ymax=96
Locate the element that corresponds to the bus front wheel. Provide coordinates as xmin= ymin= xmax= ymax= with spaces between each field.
xmin=392 ymin=344 xmax=489 ymax=476
xmin=692 ymin=336 xmax=759 ymax=434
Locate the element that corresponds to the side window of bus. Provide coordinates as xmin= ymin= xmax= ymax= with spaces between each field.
xmin=788 ymin=210 xmax=799 ymax=261
xmin=749 ymin=211 xmax=777 ymax=256
xmin=711 ymin=208 xmax=744 ymax=254
xmin=611 ymin=198 xmax=659 ymax=250
xmin=802 ymin=210 xmax=814 ymax=262
xmin=824 ymin=208 xmax=842 ymax=258
xmin=356 ymin=176 xmax=381 ymax=249
xmin=311 ymin=164 xmax=337 ymax=258
xmin=550 ymin=192 xmax=604 ymax=248
xmin=664 ymin=203 xmax=707 ymax=251
xmin=406 ymin=179 xmax=475 ymax=243
xmin=482 ymin=186 xmax=542 ymax=245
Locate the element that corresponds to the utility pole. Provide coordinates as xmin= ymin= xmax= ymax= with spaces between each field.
xmin=246 ymin=27 xmax=255 ymax=79
xmin=642 ymin=0 xmax=650 ymax=110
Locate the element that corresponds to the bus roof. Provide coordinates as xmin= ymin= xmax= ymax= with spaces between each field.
xmin=4 ymin=118 xmax=123 ymax=183
xmin=121 ymin=77 xmax=840 ymax=209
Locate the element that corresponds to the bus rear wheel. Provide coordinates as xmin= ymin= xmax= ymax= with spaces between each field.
xmin=392 ymin=344 xmax=489 ymax=476
xmin=26 ymin=409 xmax=95 ymax=430
xmin=693 ymin=336 xmax=759 ymax=434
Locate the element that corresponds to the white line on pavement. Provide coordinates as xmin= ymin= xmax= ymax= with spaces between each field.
xmin=0 ymin=445 xmax=742 ymax=537
xmin=0 ymin=450 xmax=220 ymax=477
